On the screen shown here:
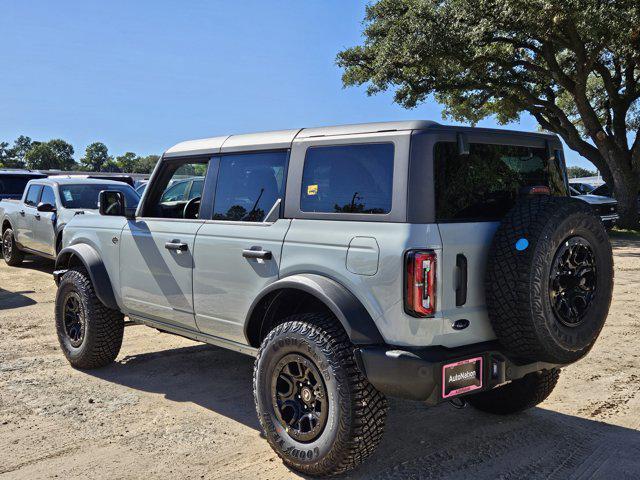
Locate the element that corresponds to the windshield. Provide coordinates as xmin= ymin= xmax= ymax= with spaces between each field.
xmin=58 ymin=184 xmax=140 ymax=209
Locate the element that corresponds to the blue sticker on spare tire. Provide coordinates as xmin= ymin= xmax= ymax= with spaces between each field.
xmin=515 ymin=238 xmax=529 ymax=251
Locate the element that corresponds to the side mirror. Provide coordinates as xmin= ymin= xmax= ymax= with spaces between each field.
xmin=36 ymin=202 xmax=56 ymax=213
xmin=99 ymin=190 xmax=126 ymax=216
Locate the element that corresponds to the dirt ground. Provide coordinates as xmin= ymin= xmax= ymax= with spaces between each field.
xmin=1 ymin=234 xmax=639 ymax=480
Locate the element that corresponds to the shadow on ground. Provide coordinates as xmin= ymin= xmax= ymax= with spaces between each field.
xmin=0 ymin=287 xmax=37 ymax=309
xmin=89 ymin=340 xmax=640 ymax=479
xmin=609 ymin=232 xmax=640 ymax=255
xmin=15 ymin=255 xmax=55 ymax=274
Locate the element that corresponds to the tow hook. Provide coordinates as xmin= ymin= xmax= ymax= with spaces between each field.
xmin=449 ymin=397 xmax=467 ymax=409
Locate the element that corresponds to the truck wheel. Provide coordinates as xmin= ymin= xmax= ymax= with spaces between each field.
xmin=55 ymin=267 xmax=124 ymax=369
xmin=486 ymin=196 xmax=614 ymax=364
xmin=467 ymin=368 xmax=560 ymax=414
xmin=2 ymin=228 xmax=25 ymax=266
xmin=253 ymin=312 xmax=388 ymax=476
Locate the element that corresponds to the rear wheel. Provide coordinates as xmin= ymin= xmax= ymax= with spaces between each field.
xmin=2 ymin=228 xmax=24 ymax=266
xmin=55 ymin=267 xmax=124 ymax=369
xmin=253 ymin=312 xmax=388 ymax=476
xmin=468 ymin=369 xmax=561 ymax=414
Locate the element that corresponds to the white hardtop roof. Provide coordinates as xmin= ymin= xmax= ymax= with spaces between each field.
xmin=164 ymin=120 xmax=440 ymax=158
xmin=37 ymin=176 xmax=133 ymax=186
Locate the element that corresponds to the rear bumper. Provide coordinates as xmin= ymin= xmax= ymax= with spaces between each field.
xmin=354 ymin=341 xmax=561 ymax=405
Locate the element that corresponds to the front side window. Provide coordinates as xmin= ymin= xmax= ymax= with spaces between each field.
xmin=24 ymin=184 xmax=43 ymax=206
xmin=300 ymin=143 xmax=394 ymax=214
xmin=59 ymin=184 xmax=140 ymax=210
xmin=145 ymin=161 xmax=209 ymax=219
xmin=212 ymin=151 xmax=287 ymax=222
xmin=40 ymin=186 xmax=56 ymax=206
xmin=434 ymin=142 xmax=567 ymax=221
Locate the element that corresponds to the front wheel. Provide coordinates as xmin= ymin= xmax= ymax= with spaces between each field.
xmin=55 ymin=267 xmax=124 ymax=369
xmin=2 ymin=228 xmax=24 ymax=266
xmin=253 ymin=313 xmax=388 ymax=476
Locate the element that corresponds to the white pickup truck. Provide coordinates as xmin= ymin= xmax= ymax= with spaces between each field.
xmin=1 ymin=177 xmax=139 ymax=265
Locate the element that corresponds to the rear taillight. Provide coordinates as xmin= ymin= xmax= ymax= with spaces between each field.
xmin=404 ymin=250 xmax=436 ymax=317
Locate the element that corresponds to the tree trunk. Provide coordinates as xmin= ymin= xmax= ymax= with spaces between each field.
xmin=610 ymin=163 xmax=640 ymax=230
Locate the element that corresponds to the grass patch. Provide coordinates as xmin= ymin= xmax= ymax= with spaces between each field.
xmin=610 ymin=227 xmax=640 ymax=239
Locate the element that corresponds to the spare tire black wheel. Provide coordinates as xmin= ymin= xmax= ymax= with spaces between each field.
xmin=486 ymin=196 xmax=613 ymax=364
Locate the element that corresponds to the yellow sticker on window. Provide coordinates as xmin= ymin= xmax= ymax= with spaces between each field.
xmin=307 ymin=184 xmax=318 ymax=196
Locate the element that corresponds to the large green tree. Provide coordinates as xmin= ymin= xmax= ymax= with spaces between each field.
xmin=338 ymin=0 xmax=640 ymax=227
xmin=24 ymin=143 xmax=57 ymax=170
xmin=0 ymin=141 xmax=12 ymax=168
xmin=0 ymin=135 xmax=34 ymax=169
xmin=46 ymin=139 xmax=76 ymax=170
xmin=80 ymin=142 xmax=110 ymax=171
xmin=24 ymin=139 xmax=76 ymax=170
xmin=133 ymin=154 xmax=160 ymax=174
xmin=115 ymin=152 xmax=139 ymax=173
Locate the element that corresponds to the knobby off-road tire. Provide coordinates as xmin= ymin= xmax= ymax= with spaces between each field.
xmin=253 ymin=312 xmax=388 ymax=476
xmin=2 ymin=228 xmax=24 ymax=266
xmin=468 ymin=368 xmax=561 ymax=414
xmin=486 ymin=196 xmax=614 ymax=364
xmin=55 ymin=267 xmax=124 ymax=369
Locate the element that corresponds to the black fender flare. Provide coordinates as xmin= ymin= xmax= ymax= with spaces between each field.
xmin=54 ymin=224 xmax=66 ymax=253
xmin=55 ymin=244 xmax=118 ymax=310
xmin=245 ymin=273 xmax=384 ymax=346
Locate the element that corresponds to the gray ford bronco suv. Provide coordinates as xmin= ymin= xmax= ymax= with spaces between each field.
xmin=53 ymin=121 xmax=613 ymax=476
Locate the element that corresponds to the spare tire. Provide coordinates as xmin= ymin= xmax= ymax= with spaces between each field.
xmin=486 ymin=195 xmax=613 ymax=364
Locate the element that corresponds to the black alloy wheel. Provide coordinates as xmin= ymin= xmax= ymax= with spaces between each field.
xmin=549 ymin=236 xmax=597 ymax=327
xmin=2 ymin=230 xmax=13 ymax=259
xmin=62 ymin=292 xmax=85 ymax=347
xmin=271 ymin=353 xmax=328 ymax=443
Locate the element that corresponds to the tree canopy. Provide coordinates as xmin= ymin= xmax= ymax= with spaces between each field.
xmin=338 ymin=0 xmax=640 ymax=227
xmin=80 ymin=142 xmax=110 ymax=172
xmin=25 ymin=139 xmax=76 ymax=170
xmin=0 ymin=135 xmax=158 ymax=174
xmin=567 ymin=166 xmax=598 ymax=179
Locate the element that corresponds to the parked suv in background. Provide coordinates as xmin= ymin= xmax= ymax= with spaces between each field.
xmin=0 ymin=170 xmax=47 ymax=201
xmin=53 ymin=121 xmax=613 ymax=476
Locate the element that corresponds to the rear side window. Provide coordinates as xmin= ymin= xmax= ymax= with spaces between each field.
xmin=24 ymin=184 xmax=43 ymax=206
xmin=212 ymin=151 xmax=287 ymax=222
xmin=188 ymin=179 xmax=204 ymax=199
xmin=161 ymin=180 xmax=190 ymax=202
xmin=434 ymin=142 xmax=567 ymax=221
xmin=300 ymin=143 xmax=394 ymax=214
xmin=40 ymin=186 xmax=56 ymax=206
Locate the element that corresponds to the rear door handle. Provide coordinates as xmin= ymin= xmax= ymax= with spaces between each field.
xmin=165 ymin=241 xmax=188 ymax=251
xmin=455 ymin=254 xmax=468 ymax=307
xmin=19 ymin=210 xmax=25 ymax=216
xmin=242 ymin=248 xmax=272 ymax=260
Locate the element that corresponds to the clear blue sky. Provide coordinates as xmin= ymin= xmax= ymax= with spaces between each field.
xmin=0 ymin=0 xmax=593 ymax=169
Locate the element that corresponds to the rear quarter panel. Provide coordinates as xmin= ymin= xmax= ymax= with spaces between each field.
xmin=0 ymin=200 xmax=21 ymax=232
xmin=280 ymin=219 xmax=450 ymax=347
